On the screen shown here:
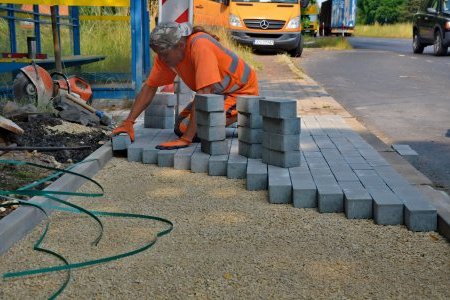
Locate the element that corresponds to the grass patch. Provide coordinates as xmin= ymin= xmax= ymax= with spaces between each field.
xmin=354 ymin=23 xmax=412 ymax=39
xmin=304 ymin=36 xmax=353 ymax=50
xmin=0 ymin=17 xmax=260 ymax=74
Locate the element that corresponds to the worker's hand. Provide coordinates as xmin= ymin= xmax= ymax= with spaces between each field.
xmin=155 ymin=137 xmax=191 ymax=150
xmin=112 ymin=119 xmax=135 ymax=142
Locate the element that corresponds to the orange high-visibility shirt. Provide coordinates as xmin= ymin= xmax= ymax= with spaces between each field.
xmin=146 ymin=32 xmax=258 ymax=97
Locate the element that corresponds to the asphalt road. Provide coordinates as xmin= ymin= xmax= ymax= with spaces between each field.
xmin=298 ymin=37 xmax=450 ymax=193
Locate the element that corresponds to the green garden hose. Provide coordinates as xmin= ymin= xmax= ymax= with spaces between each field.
xmin=0 ymin=159 xmax=174 ymax=299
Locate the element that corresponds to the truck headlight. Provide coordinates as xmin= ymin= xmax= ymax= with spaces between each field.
xmin=286 ymin=16 xmax=301 ymax=29
xmin=229 ymin=14 xmax=242 ymax=27
xmin=445 ymin=21 xmax=450 ymax=30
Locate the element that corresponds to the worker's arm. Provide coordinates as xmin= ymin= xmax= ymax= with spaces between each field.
xmin=126 ymin=84 xmax=158 ymax=121
xmin=112 ymin=84 xmax=158 ymax=141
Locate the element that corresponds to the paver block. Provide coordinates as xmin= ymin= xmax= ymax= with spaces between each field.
xmin=310 ymin=168 xmax=343 ymax=213
xmin=259 ymin=98 xmax=297 ymax=118
xmin=194 ymin=94 xmax=224 ymax=112
xmin=174 ymin=144 xmax=197 ymax=170
xmin=158 ymin=150 xmax=176 ymax=167
xmin=144 ymin=116 xmax=174 ymax=129
xmin=418 ymin=185 xmax=450 ymax=241
xmin=262 ymin=149 xmax=301 ymax=168
xmin=197 ymin=125 xmax=226 ymax=141
xmin=238 ymin=112 xmax=263 ymax=129
xmin=145 ymin=104 xmax=175 ymax=117
xmin=238 ymin=141 xmax=262 ymax=158
xmin=236 ymin=95 xmax=264 ymax=114
xmin=196 ymin=111 xmax=226 ymax=126
xmin=127 ymin=130 xmax=160 ymax=162
xmin=209 ymin=154 xmax=228 ymax=176
xmin=340 ymin=181 xmax=373 ymax=219
xmin=312 ymin=135 xmax=336 ymax=149
xmin=112 ymin=134 xmax=131 ymax=151
xmin=227 ymin=154 xmax=248 ymax=179
xmin=392 ymin=144 xmax=418 ymax=156
xmin=191 ymin=147 xmax=210 ymax=173
xmin=268 ymin=165 xmax=292 ymax=204
xmin=152 ymin=93 xmax=176 ymax=106
xmin=140 ymin=130 xmax=171 ymax=164
xmin=262 ymin=132 xmax=300 ymax=152
xmin=246 ymin=159 xmax=268 ymax=191
xmin=368 ymin=187 xmax=404 ymax=225
xmin=238 ymin=127 xmax=263 ymax=144
xmin=201 ymin=140 xmax=228 ymax=155
xmin=329 ymin=164 xmax=360 ymax=182
xmin=262 ymin=117 xmax=301 ymax=134
xmin=289 ymin=166 xmax=317 ymax=208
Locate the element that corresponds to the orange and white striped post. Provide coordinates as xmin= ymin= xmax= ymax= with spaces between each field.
xmin=158 ymin=0 xmax=193 ymax=24
xmin=158 ymin=0 xmax=193 ymax=117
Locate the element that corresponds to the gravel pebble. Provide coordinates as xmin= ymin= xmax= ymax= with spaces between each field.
xmin=0 ymin=158 xmax=449 ymax=299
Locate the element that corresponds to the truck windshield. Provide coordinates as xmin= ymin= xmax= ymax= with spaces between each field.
xmin=444 ymin=0 xmax=449 ymax=12
xmin=232 ymin=1 xmax=298 ymax=3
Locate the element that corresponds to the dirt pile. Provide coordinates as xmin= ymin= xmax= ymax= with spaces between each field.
xmin=4 ymin=114 xmax=109 ymax=163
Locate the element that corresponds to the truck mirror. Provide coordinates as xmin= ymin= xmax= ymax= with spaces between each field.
xmin=300 ymin=0 xmax=310 ymax=9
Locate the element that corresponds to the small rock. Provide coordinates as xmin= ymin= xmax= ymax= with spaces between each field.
xmin=0 ymin=207 xmax=6 ymax=212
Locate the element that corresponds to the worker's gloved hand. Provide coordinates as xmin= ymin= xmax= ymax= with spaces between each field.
xmin=155 ymin=137 xmax=191 ymax=150
xmin=112 ymin=119 xmax=135 ymax=142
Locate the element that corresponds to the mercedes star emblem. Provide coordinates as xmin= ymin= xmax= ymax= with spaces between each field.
xmin=260 ymin=20 xmax=270 ymax=30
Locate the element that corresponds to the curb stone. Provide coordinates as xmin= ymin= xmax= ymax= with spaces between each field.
xmin=0 ymin=142 xmax=113 ymax=255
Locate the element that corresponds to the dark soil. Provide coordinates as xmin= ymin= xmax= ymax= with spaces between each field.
xmin=4 ymin=114 xmax=108 ymax=163
xmin=1 ymin=115 xmax=109 ymax=219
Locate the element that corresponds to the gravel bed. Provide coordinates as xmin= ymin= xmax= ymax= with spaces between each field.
xmin=0 ymin=158 xmax=449 ymax=299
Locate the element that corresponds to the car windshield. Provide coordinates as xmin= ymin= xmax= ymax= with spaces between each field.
xmin=444 ymin=0 xmax=449 ymax=12
xmin=232 ymin=0 xmax=298 ymax=3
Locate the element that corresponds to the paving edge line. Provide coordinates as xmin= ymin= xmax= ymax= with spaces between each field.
xmin=0 ymin=141 xmax=113 ymax=255
xmin=282 ymin=56 xmax=450 ymax=241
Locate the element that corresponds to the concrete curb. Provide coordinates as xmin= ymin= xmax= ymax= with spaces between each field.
xmin=0 ymin=142 xmax=113 ymax=255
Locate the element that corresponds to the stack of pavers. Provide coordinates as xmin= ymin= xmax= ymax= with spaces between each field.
xmin=236 ymin=96 xmax=267 ymax=190
xmin=260 ymin=98 xmax=301 ymax=204
xmin=194 ymin=94 xmax=230 ymax=176
xmin=236 ymin=96 xmax=264 ymax=159
xmin=144 ymin=93 xmax=176 ymax=129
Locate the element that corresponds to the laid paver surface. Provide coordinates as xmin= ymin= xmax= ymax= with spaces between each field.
xmin=1 ymin=55 xmax=449 ymax=298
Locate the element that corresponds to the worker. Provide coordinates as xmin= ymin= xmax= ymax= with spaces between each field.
xmin=112 ymin=22 xmax=259 ymax=149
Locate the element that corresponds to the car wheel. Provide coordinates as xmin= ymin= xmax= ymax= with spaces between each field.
xmin=289 ymin=35 xmax=304 ymax=57
xmin=412 ymin=31 xmax=425 ymax=54
xmin=433 ymin=30 xmax=448 ymax=56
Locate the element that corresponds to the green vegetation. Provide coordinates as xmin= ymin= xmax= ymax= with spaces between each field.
xmin=304 ymin=36 xmax=353 ymax=50
xmin=357 ymin=0 xmax=422 ymax=25
xmin=354 ymin=22 xmax=412 ymax=39
xmin=0 ymin=10 xmax=260 ymax=74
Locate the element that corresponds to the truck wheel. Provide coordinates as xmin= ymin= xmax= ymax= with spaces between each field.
xmin=289 ymin=35 xmax=304 ymax=57
xmin=412 ymin=31 xmax=425 ymax=54
xmin=433 ymin=30 xmax=448 ymax=56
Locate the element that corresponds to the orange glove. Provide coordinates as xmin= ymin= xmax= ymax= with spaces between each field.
xmin=112 ymin=119 xmax=135 ymax=142
xmin=155 ymin=137 xmax=191 ymax=150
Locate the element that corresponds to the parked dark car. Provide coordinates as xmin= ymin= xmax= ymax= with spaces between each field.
xmin=413 ymin=0 xmax=450 ymax=56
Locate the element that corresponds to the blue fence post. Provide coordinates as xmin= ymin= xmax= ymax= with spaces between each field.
xmin=7 ymin=4 xmax=17 ymax=53
xmin=33 ymin=5 xmax=41 ymax=53
xmin=70 ymin=6 xmax=81 ymax=55
xmin=143 ymin=0 xmax=151 ymax=76
xmin=131 ymin=0 xmax=144 ymax=96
